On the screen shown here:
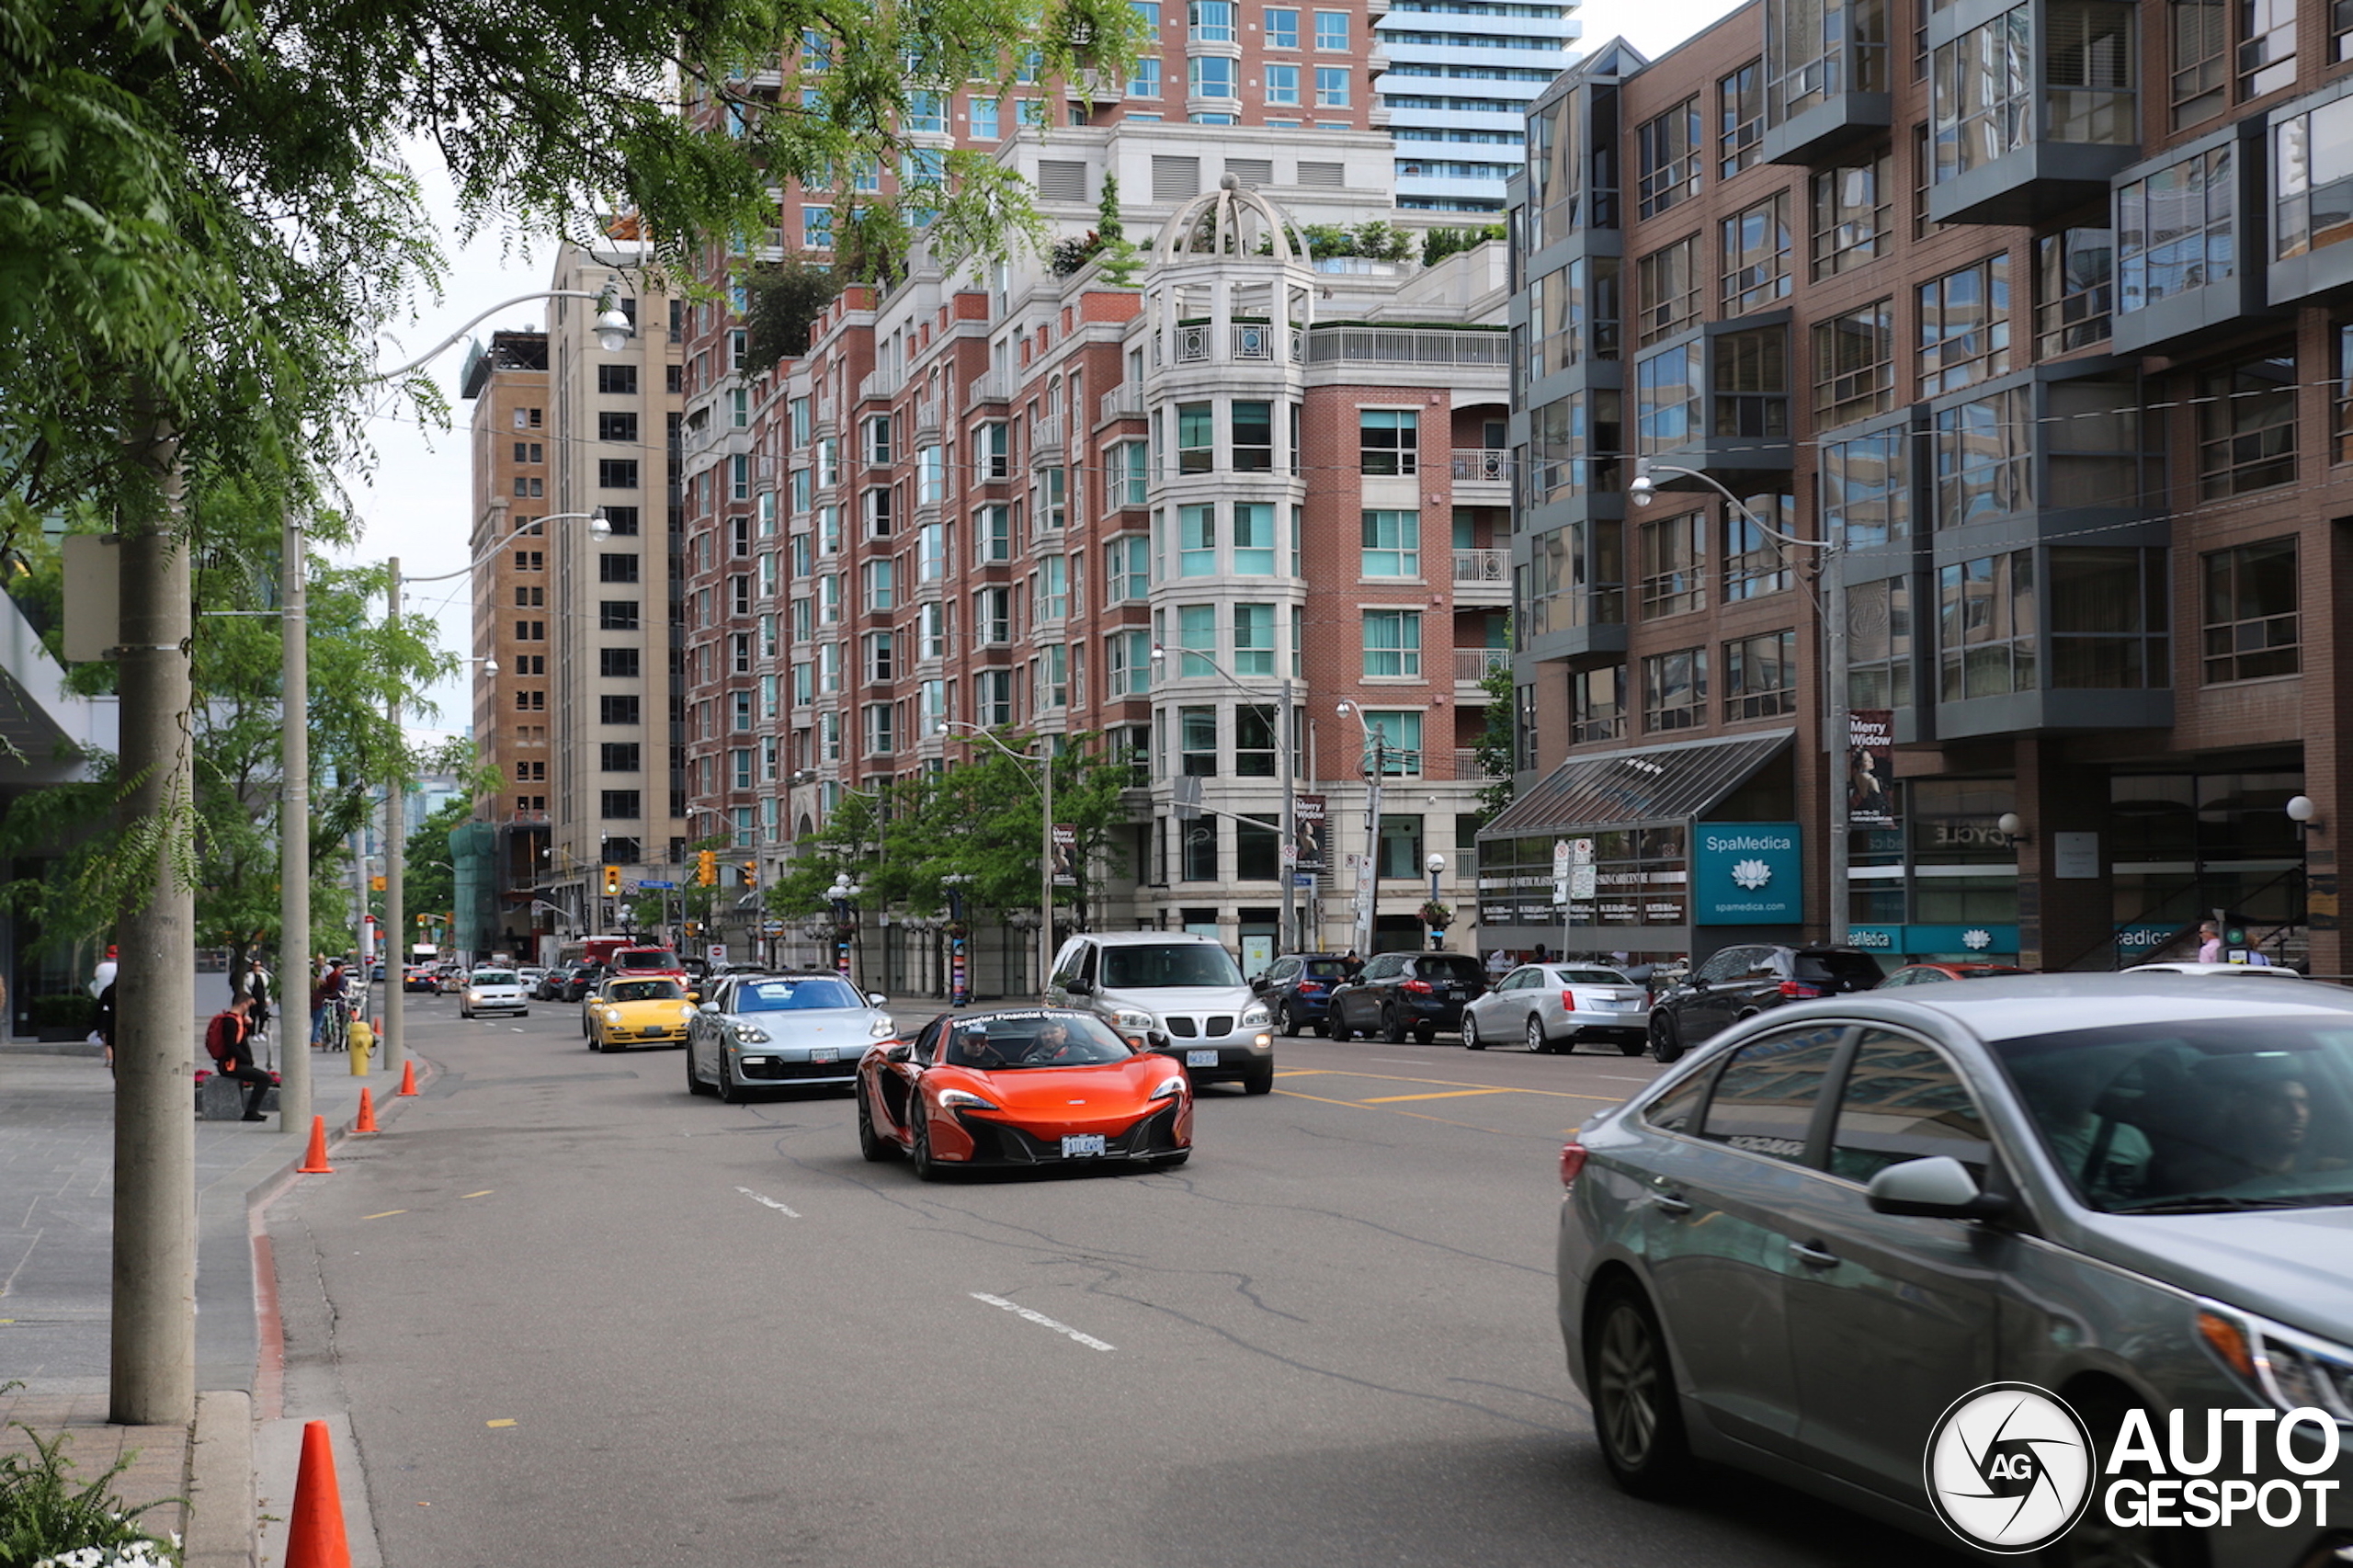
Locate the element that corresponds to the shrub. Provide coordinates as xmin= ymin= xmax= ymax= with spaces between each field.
xmin=0 ymin=1406 xmax=181 ymax=1568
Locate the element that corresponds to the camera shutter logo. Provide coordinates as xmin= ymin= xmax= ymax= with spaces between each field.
xmin=1924 ymin=1382 xmax=2096 ymax=1553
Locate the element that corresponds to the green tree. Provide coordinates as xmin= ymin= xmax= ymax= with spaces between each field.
xmin=745 ymin=255 xmax=840 ymax=367
xmin=1474 ymin=638 xmax=1518 ymax=825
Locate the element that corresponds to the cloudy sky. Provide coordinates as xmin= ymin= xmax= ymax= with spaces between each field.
xmin=334 ymin=0 xmax=1746 ymax=730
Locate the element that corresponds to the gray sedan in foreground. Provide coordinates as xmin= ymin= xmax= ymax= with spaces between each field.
xmin=1558 ymin=975 xmax=2353 ymax=1568
xmin=684 ymin=972 xmax=895 ymax=1102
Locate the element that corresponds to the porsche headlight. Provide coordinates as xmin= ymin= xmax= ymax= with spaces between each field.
xmin=1239 ymin=1003 xmax=1272 ymax=1028
xmin=938 ymin=1087 xmax=999 ymax=1111
xmin=1112 ymin=1008 xmax=1158 ymax=1033
xmin=1149 ymin=1074 xmax=1188 ymax=1101
xmin=868 ymin=1014 xmax=895 ymax=1038
xmin=732 ymin=1024 xmax=771 ymax=1044
xmin=604 ymin=1008 xmax=623 ymax=1025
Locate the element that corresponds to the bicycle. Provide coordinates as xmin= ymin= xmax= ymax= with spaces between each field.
xmin=316 ymin=997 xmax=350 ymax=1052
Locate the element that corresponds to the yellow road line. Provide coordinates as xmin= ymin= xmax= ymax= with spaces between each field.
xmin=461 ymin=1190 xmax=493 ymax=1199
xmin=1286 ymin=1068 xmax=1623 ymax=1102
xmin=362 ymin=1210 xmax=407 ymax=1220
xmin=1361 ymin=1088 xmax=1518 ymax=1104
xmin=485 ymin=1418 xmax=517 ymax=1428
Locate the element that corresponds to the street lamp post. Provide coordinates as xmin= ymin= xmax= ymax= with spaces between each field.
xmin=827 ymin=871 xmax=864 ymax=980
xmin=1631 ymin=458 xmax=1847 ymax=945
xmin=1151 ymin=647 xmax=1298 ymax=954
xmin=1336 ymin=702 xmax=1385 ymax=956
xmin=936 ymin=722 xmax=1053 ymax=995
xmin=378 ymin=510 xmax=610 ymax=1078
xmin=1425 ymin=852 xmax=1448 ymax=950
xmin=941 ymin=872 xmax=972 ymax=1006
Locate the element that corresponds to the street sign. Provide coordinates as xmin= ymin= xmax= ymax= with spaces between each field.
xmin=1569 ymin=837 xmax=1597 ymax=902
xmin=1552 ymin=838 xmax=1572 ymax=906
xmin=639 ymin=879 xmax=676 ymax=890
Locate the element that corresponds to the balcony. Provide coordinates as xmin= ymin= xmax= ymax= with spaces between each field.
xmin=1100 ymin=384 xmax=1146 ymax=422
xmin=857 ymin=369 xmax=892 ymax=402
xmin=1453 ymin=747 xmax=1495 ymax=779
xmin=1452 ymin=548 xmax=1511 ymax=605
xmin=1758 ymin=0 xmax=1892 ymax=166
xmin=1450 ymin=447 xmax=1512 ymax=491
xmin=967 ymin=369 xmax=1013 ymax=404
xmin=913 ymin=393 xmax=940 ymax=440
xmin=1633 ymin=321 xmax=1795 ymax=482
xmin=2109 ymin=119 xmax=2275 ymax=355
xmin=1455 ymin=647 xmax=1510 ymax=687
xmin=1923 ymin=0 xmax=2139 ymax=226
xmin=1304 ymin=325 xmax=1508 ymax=369
xmin=1031 ymin=415 xmax=1065 ymax=465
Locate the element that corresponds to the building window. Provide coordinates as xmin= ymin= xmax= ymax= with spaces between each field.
xmin=1189 ymin=0 xmax=1233 ymax=40
xmin=1636 ymin=97 xmax=1703 ymax=219
xmin=864 ymin=631 xmax=895 ymax=684
xmin=1638 ymin=511 xmax=1708 ymax=619
xmin=1723 ymin=630 xmax=1797 ymax=719
xmin=1180 ymin=819 xmax=1219 ymax=881
xmin=975 ymin=669 xmax=1013 ymax=727
xmin=598 ymin=647 xmax=640 ymax=679
xmin=1107 ymin=535 xmax=1149 ymax=602
xmin=2167 ymin=0 xmax=2227 ymax=128
xmin=1235 ymin=814 xmax=1281 ymax=881
xmin=1718 ymin=326 xmax=1789 ymax=440
xmin=978 ymin=504 xmax=1011 ymax=562
xmin=600 ymin=695 xmax=640 ymax=724
xmin=1359 ymin=710 xmax=1422 ymax=776
xmin=598 ymin=552 xmax=640 ymax=585
xmin=1107 ymin=628 xmax=1152 ymax=697
xmin=2050 ymin=547 xmax=2169 ymax=688
xmin=1823 ymin=426 xmax=1909 ymax=546
xmin=1233 ymin=705 xmax=1279 ymax=778
xmin=1935 ymin=386 xmax=2032 ymax=528
xmin=597 ymin=459 xmax=640 ymax=488
xmin=1634 ymin=343 xmax=1702 ymax=453
xmin=1189 ymin=55 xmax=1236 ymax=98
xmin=1267 ymin=64 xmax=1298 ymax=104
xmin=863 ymin=703 xmax=896 ymax=756
xmin=1930 ymin=7 xmax=2029 ymax=185
xmin=1766 ymin=0 xmax=1890 ymax=126
xmin=2239 ymin=0 xmax=2294 ymax=99
xmin=2197 ymin=355 xmax=2296 ymax=497
xmin=1037 ymin=555 xmax=1068 ymax=622
xmin=597 ymin=365 xmax=637 ymax=395
xmin=1313 ymin=67 xmax=1348 ymax=108
xmin=1720 ymin=61 xmax=1763 ymax=178
xmin=1642 ymin=647 xmax=1707 ymax=732
xmin=2201 ymin=538 xmax=2298 ymax=682
xmin=1175 ymin=602 xmax=1216 ymax=676
xmin=1314 ymin=7 xmax=1347 ymax=48
xmin=1360 ymin=509 xmax=1420 ymax=577
xmin=2035 ymin=228 xmax=2114 ymax=355
xmin=598 ymin=600 xmax=640 ymax=631
xmin=1233 ymin=503 xmax=1276 ymax=574
xmin=1115 ymin=440 xmax=1150 ymax=506
xmin=1177 ymin=504 xmax=1217 ymax=576
xmin=1362 ymin=609 xmax=1422 ymax=677
xmin=1635 ymin=233 xmax=1701 ymax=346
xmin=1812 ymin=300 xmax=1895 ymax=427
xmin=1267 ymin=6 xmax=1298 ymax=47
xmin=2276 ymin=97 xmax=2353 ymax=261
xmin=1359 ymin=409 xmax=1419 ymax=475
xmin=976 ymin=585 xmax=1010 ymax=643
xmin=1938 ymin=551 xmax=2036 ymax=700
xmin=2337 ymin=324 xmax=2353 ymax=463
xmin=600 ymin=790 xmax=641 ymax=819
xmin=863 ymin=558 xmax=896 ymax=611
xmin=1177 ymin=402 xmax=1213 ymax=472
xmin=2117 ymin=146 xmax=2233 ymax=312
xmin=1918 ymin=255 xmax=2011 ymax=395
xmin=1231 ymin=401 xmax=1273 ymax=472
xmin=1721 ymin=190 xmax=1792 ymax=312
xmin=1847 ymin=576 xmax=1914 ymax=708
xmin=1180 ymin=706 xmax=1218 ymax=776
xmin=1810 ymin=152 xmax=1892 ymax=278
xmin=1571 ymin=666 xmax=1626 ymax=744
xmin=1725 ymin=496 xmax=1794 ymax=599
xmin=1233 ymin=603 xmax=1275 ymax=676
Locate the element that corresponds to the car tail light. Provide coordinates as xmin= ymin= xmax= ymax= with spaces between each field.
xmin=1559 ymin=989 xmax=1577 ymax=1011
xmin=1298 ymin=982 xmax=1323 ymax=994
xmin=1779 ymin=980 xmax=1824 ymax=999
xmin=1402 ymin=979 xmax=1435 ymax=995
xmin=1560 ymin=1141 xmax=1589 ymax=1187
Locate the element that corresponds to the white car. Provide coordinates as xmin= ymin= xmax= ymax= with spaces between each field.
xmin=2121 ymin=961 xmax=2304 ymax=979
xmin=1461 ymin=963 xmax=1650 ymax=1054
xmin=460 ymin=969 xmax=531 ymax=1017
xmin=517 ymin=966 xmax=548 ymax=993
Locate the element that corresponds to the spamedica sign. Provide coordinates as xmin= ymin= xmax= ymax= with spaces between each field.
xmin=1694 ymin=823 xmax=1803 ymax=925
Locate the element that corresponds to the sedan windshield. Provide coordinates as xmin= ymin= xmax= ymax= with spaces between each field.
xmin=1993 ymin=1017 xmax=2353 ymax=1212
xmin=615 ymin=949 xmax=681 ymax=971
xmin=607 ymin=980 xmax=685 ymax=1003
xmin=942 ymin=1012 xmax=1135 ymax=1069
xmin=733 ymin=976 xmax=863 ymax=1013
xmin=1100 ymin=945 xmax=1243 ymax=989
xmin=471 ymin=971 xmax=517 ymax=985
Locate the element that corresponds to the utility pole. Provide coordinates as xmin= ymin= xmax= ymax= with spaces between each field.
xmin=111 ymin=402 xmax=196 ymax=1426
xmin=381 ymin=560 xmax=405 ymax=1076
xmin=1357 ymin=732 xmax=1386 ymax=956
xmin=278 ymin=514 xmax=311 ymax=1128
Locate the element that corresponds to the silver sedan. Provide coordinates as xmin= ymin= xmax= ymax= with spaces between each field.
xmin=1557 ymin=975 xmax=2353 ymax=1566
xmin=683 ymin=972 xmax=895 ymax=1103
xmin=1461 ymin=964 xmax=1650 ymax=1054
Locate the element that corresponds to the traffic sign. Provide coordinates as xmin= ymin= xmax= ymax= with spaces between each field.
xmin=639 ymin=879 xmax=676 ymax=890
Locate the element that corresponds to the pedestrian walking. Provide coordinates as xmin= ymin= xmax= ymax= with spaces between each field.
xmin=311 ymin=961 xmax=349 ymax=1050
xmin=95 ymin=979 xmax=117 ymax=1074
xmin=204 ymin=994 xmax=272 ymax=1120
xmin=243 ymin=960 xmax=272 ymax=1061
xmin=1484 ymin=949 xmax=1509 ymax=984
xmin=88 ymin=944 xmax=117 ymax=999
xmin=2197 ymin=920 xmax=2222 ymax=964
xmin=1341 ymin=949 xmax=1363 ymax=981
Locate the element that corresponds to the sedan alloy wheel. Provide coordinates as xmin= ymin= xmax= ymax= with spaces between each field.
xmin=1462 ymin=1013 xmax=1484 ymax=1051
xmin=1588 ymin=1287 xmax=1690 ymax=1498
xmin=1647 ymin=1011 xmax=1684 ymax=1063
xmin=1526 ymin=1016 xmax=1550 ymax=1054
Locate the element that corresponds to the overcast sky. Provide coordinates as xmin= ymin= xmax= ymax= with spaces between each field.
xmin=335 ymin=0 xmax=1747 ymax=732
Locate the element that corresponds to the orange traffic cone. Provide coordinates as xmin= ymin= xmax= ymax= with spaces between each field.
xmin=353 ymin=1088 xmax=378 ymax=1134
xmin=397 ymin=1059 xmax=419 ymax=1096
xmin=297 ymin=1115 xmax=335 ymax=1174
xmin=285 ymin=1419 xmax=353 ymax=1568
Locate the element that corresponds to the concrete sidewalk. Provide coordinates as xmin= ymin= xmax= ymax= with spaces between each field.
xmin=0 ymin=1022 xmax=414 ymax=1567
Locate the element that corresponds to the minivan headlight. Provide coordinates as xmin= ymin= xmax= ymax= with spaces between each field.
xmin=1239 ymin=1002 xmax=1271 ymax=1028
xmin=1112 ymin=1008 xmax=1158 ymax=1033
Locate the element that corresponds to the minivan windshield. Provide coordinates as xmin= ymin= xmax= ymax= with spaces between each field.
xmin=1100 ymin=944 xmax=1245 ymax=990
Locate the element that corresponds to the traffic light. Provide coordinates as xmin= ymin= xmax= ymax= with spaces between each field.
xmin=740 ymin=860 xmax=757 ymax=889
xmin=370 ymin=875 xmax=386 ymax=892
xmin=602 ymin=864 xmax=621 ymax=896
xmin=696 ymin=848 xmax=718 ymax=886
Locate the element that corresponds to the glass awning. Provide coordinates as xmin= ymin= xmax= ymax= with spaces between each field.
xmin=1483 ymin=729 xmax=1795 ymax=838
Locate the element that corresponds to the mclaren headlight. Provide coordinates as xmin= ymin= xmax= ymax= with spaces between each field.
xmin=938 ymin=1087 xmax=1000 ymax=1111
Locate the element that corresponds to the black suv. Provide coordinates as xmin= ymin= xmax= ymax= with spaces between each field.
xmin=1325 ymin=951 xmax=1488 ymax=1043
xmin=1644 ymin=944 xmax=1884 ymax=1062
xmin=1250 ymin=953 xmax=1354 ymax=1036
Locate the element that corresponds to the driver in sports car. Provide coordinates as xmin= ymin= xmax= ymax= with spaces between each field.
xmin=1025 ymin=1019 xmax=1077 ymax=1063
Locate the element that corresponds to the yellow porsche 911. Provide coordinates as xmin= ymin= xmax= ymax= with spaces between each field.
xmin=585 ymin=976 xmax=699 ymax=1051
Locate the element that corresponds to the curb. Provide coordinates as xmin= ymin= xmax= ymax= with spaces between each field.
xmin=185 ymin=1391 xmax=253 ymax=1568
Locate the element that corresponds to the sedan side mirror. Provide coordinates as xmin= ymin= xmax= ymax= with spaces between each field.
xmin=867 ymin=992 xmax=888 ymax=1007
xmin=885 ymin=1043 xmax=913 ymax=1063
xmin=1866 ymin=1156 xmax=2010 ymax=1221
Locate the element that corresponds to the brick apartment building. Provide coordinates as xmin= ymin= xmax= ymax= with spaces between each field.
xmin=669 ymin=122 xmax=1511 ymax=988
xmin=1481 ymin=3 xmax=2353 ymax=977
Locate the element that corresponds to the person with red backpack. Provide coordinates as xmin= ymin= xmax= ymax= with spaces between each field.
xmin=205 ymin=994 xmax=271 ymax=1121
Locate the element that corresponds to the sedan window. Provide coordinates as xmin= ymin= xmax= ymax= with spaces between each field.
xmin=1825 ymin=1030 xmax=1989 ymax=1185
xmin=1697 ymin=1024 xmax=1847 ymax=1164
xmin=735 ymin=976 xmax=863 ymax=1011
xmin=608 ymin=980 xmax=686 ymax=1003
xmin=1559 ymin=968 xmax=1631 ymax=985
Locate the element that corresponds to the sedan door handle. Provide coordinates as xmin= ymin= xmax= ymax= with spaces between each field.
xmin=1787 ymin=1240 xmax=1840 ymax=1269
xmin=1648 ymin=1192 xmax=1693 ymax=1217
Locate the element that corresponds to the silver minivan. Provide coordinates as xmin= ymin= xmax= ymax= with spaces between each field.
xmin=1045 ymin=932 xmax=1274 ymax=1094
xmin=1558 ymin=976 xmax=2353 ymax=1567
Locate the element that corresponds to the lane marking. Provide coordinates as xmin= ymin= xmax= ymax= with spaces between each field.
xmin=362 ymin=1210 xmax=408 ymax=1220
xmin=1273 ymin=1068 xmax=1622 ymax=1102
xmin=736 ymin=1187 xmax=801 ymax=1217
xmin=1360 ymin=1088 xmax=1517 ymax=1104
xmin=485 ymin=1418 xmax=517 ymax=1428
xmin=970 ymin=1292 xmax=1116 ymax=1352
xmin=1272 ymin=1069 xmax=1334 ymax=1078
xmin=462 ymin=1190 xmax=493 ymax=1199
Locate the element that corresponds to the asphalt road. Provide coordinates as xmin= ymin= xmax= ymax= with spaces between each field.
xmin=267 ymin=997 xmax=1967 ymax=1568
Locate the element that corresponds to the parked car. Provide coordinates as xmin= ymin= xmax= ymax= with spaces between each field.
xmin=685 ymin=971 xmax=894 ymax=1102
xmin=2121 ymin=961 xmax=2306 ymax=979
xmin=1250 ymin=953 xmax=1353 ymax=1036
xmin=458 ymin=969 xmax=530 ymax=1019
xmin=1876 ymin=961 xmax=2033 ymax=987
xmin=402 ymin=964 xmax=438 ymax=994
xmin=1044 ymin=931 xmax=1273 ymax=1095
xmin=1556 ymin=974 xmax=2353 ymax=1565
xmin=1461 ymin=963 xmax=1649 ymax=1054
xmin=857 ymin=1007 xmax=1191 ymax=1178
xmin=585 ymin=975 xmax=697 ymax=1051
xmin=515 ymin=966 xmax=548 ymax=994
xmin=1324 ymin=951 xmax=1487 ymax=1044
xmin=549 ymin=962 xmax=604 ymax=1003
xmin=1644 ymin=945 xmax=1884 ymax=1062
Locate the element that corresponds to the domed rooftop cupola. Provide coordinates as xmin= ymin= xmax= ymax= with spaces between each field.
xmin=1145 ymin=174 xmax=1315 ymax=381
xmin=1154 ymin=172 xmax=1312 ymax=266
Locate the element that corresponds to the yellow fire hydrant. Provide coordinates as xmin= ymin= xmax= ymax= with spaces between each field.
xmin=347 ymin=1016 xmax=373 ymax=1075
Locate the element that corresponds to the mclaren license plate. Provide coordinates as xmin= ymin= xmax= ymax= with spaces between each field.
xmin=1185 ymin=1049 xmax=1218 ymax=1067
xmin=1062 ymin=1134 xmax=1107 ymax=1158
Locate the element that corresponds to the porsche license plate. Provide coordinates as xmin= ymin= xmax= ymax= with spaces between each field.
xmin=1062 ymin=1134 xmax=1107 ymax=1158
xmin=809 ymin=1047 xmax=837 ymax=1064
xmin=1185 ymin=1049 xmax=1219 ymax=1067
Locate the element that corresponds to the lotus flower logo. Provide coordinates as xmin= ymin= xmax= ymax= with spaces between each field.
xmin=1731 ymin=858 xmax=1774 ymax=892
xmin=1962 ymin=928 xmax=1993 ymax=951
